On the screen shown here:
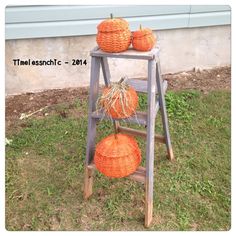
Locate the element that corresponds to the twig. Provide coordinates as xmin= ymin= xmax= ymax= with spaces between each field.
xmin=19 ymin=106 xmax=48 ymax=120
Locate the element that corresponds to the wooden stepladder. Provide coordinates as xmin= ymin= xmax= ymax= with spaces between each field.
xmin=84 ymin=47 xmax=174 ymax=227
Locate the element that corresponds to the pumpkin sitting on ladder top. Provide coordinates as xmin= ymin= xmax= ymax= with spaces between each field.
xmin=96 ymin=14 xmax=131 ymax=53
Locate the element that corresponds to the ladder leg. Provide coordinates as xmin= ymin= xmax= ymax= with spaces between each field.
xmin=156 ymin=59 xmax=175 ymax=161
xmin=145 ymin=59 xmax=156 ymax=227
xmin=101 ymin=57 xmax=111 ymax=86
xmin=84 ymin=56 xmax=101 ymax=199
xmin=101 ymin=57 xmax=120 ymax=131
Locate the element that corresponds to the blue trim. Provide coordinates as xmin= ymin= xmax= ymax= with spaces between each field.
xmin=5 ymin=5 xmax=231 ymax=40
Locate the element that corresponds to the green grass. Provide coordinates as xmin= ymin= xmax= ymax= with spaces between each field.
xmin=5 ymin=89 xmax=231 ymax=230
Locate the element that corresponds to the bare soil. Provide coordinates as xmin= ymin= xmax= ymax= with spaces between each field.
xmin=164 ymin=66 xmax=230 ymax=92
xmin=6 ymin=66 xmax=230 ymax=130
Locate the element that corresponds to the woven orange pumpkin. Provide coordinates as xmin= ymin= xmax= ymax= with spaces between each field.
xmin=97 ymin=78 xmax=138 ymax=119
xmin=96 ymin=14 xmax=131 ymax=53
xmin=94 ymin=133 xmax=141 ymax=178
xmin=132 ymin=25 xmax=156 ymax=51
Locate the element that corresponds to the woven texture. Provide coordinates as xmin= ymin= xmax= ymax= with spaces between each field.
xmin=97 ymin=18 xmax=129 ymax=32
xmin=132 ymin=28 xmax=156 ymax=51
xmin=101 ymin=86 xmax=138 ymax=119
xmin=96 ymin=18 xmax=131 ymax=53
xmin=94 ymin=133 xmax=142 ymax=178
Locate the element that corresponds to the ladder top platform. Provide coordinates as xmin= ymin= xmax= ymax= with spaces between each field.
xmin=90 ymin=46 xmax=160 ymax=60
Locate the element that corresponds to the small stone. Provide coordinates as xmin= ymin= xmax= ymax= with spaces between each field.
xmin=194 ymin=67 xmax=202 ymax=73
xmin=44 ymin=113 xmax=49 ymax=116
xmin=29 ymin=97 xmax=34 ymax=100
xmin=217 ymin=74 xmax=220 ymax=78
xmin=25 ymin=152 xmax=29 ymax=155
xmin=179 ymin=72 xmax=189 ymax=77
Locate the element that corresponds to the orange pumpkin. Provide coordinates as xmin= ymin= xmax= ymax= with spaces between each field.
xmin=96 ymin=14 xmax=131 ymax=53
xmin=94 ymin=133 xmax=141 ymax=178
xmin=98 ymin=79 xmax=138 ymax=119
xmin=132 ymin=25 xmax=156 ymax=51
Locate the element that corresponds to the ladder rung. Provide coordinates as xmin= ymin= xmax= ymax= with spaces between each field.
xmin=87 ymin=163 xmax=146 ymax=184
xmin=126 ymin=79 xmax=168 ymax=94
xmin=90 ymin=47 xmax=159 ymax=60
xmin=91 ymin=111 xmax=147 ymax=126
xmin=117 ymin=126 xmax=166 ymax=144
xmin=128 ymin=166 xmax=146 ymax=184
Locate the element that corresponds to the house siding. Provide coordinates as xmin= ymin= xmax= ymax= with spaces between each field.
xmin=5 ymin=5 xmax=231 ymax=40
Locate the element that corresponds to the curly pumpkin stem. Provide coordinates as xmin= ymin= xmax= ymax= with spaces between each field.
xmin=139 ymin=24 xmax=142 ymax=30
xmin=118 ymin=77 xmax=125 ymax=84
xmin=110 ymin=13 xmax=113 ymax=19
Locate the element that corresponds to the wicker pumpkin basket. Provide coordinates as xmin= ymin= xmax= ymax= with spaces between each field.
xmin=132 ymin=25 xmax=156 ymax=51
xmin=94 ymin=133 xmax=142 ymax=178
xmin=96 ymin=14 xmax=131 ymax=53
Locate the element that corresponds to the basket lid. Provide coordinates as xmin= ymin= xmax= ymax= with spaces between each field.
xmin=95 ymin=133 xmax=139 ymax=158
xmin=97 ymin=18 xmax=129 ymax=33
xmin=132 ymin=28 xmax=153 ymax=38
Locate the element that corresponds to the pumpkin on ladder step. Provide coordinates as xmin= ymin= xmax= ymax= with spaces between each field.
xmin=94 ymin=133 xmax=142 ymax=178
xmin=97 ymin=78 xmax=138 ymax=119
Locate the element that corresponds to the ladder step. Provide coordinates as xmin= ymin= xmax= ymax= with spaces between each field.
xmin=118 ymin=126 xmax=166 ymax=144
xmin=126 ymin=79 xmax=168 ymax=94
xmin=91 ymin=110 xmax=147 ymax=126
xmin=87 ymin=162 xmax=146 ymax=184
xmin=127 ymin=166 xmax=146 ymax=184
xmin=91 ymin=47 xmax=159 ymax=60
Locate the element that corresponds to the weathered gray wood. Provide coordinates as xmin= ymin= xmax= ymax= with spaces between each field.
xmin=145 ymin=59 xmax=156 ymax=228
xmin=100 ymin=57 xmax=121 ymax=133
xmin=87 ymin=162 xmax=95 ymax=170
xmin=127 ymin=166 xmax=146 ymax=184
xmin=126 ymin=78 xmax=168 ymax=94
xmin=101 ymin=57 xmax=111 ymax=86
xmin=88 ymin=162 xmax=145 ymax=173
xmin=84 ymin=167 xmax=94 ymax=199
xmin=91 ymin=110 xmax=147 ymax=126
xmin=87 ymin=162 xmax=146 ymax=184
xmin=84 ymin=56 xmax=101 ymax=199
xmin=85 ymin=45 xmax=174 ymax=227
xmin=85 ymin=56 xmax=101 ymax=165
xmin=156 ymin=59 xmax=175 ymax=161
xmin=90 ymin=47 xmax=159 ymax=60
xmin=155 ymin=100 xmax=160 ymax=116
xmin=134 ymin=166 xmax=146 ymax=174
xmin=117 ymin=126 xmax=165 ymax=144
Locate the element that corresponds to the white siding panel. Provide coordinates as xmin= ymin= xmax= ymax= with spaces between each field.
xmin=5 ymin=5 xmax=231 ymax=40
xmin=189 ymin=11 xmax=231 ymax=27
xmin=6 ymin=5 xmax=190 ymax=23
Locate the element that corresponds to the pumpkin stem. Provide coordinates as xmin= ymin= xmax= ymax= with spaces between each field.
xmin=140 ymin=24 xmax=142 ymax=30
xmin=110 ymin=13 xmax=113 ymax=19
xmin=113 ymin=120 xmax=118 ymax=139
xmin=118 ymin=77 xmax=125 ymax=84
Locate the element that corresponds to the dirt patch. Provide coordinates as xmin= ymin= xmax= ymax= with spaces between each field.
xmin=164 ymin=66 xmax=231 ymax=92
xmin=6 ymin=87 xmax=89 ymax=131
xmin=6 ymin=66 xmax=230 ymax=131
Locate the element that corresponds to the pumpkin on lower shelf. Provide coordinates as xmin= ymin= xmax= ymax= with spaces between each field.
xmin=97 ymin=78 xmax=138 ymax=119
xmin=132 ymin=25 xmax=156 ymax=51
xmin=96 ymin=14 xmax=131 ymax=53
xmin=94 ymin=133 xmax=142 ymax=178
